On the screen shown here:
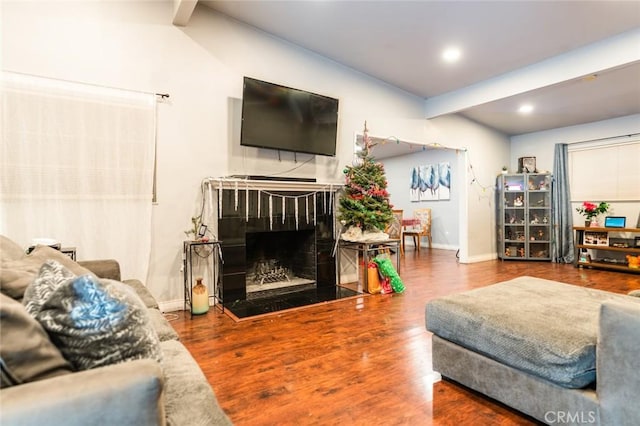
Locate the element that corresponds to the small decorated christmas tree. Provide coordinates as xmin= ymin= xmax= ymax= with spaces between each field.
xmin=338 ymin=121 xmax=393 ymax=239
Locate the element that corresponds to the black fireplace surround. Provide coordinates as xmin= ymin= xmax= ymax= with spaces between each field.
xmin=219 ymin=189 xmax=337 ymax=303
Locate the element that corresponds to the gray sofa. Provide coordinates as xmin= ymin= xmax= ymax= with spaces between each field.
xmin=0 ymin=236 xmax=232 ymax=425
xmin=426 ymin=276 xmax=640 ymax=426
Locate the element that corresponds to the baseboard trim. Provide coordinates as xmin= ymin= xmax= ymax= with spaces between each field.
xmin=159 ymin=299 xmax=185 ymax=313
xmin=431 ymin=243 xmax=457 ymax=251
xmin=461 ymin=252 xmax=498 ymax=264
xmin=159 ymin=298 xmax=221 ymax=313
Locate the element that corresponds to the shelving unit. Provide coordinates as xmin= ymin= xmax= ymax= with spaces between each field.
xmin=573 ymin=227 xmax=640 ymax=274
xmin=496 ymin=173 xmax=553 ymax=261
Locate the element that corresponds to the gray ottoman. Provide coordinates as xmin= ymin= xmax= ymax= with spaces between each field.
xmin=426 ymin=276 xmax=640 ymax=425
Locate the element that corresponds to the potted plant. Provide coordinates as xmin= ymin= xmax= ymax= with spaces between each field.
xmin=576 ymin=201 xmax=610 ymax=227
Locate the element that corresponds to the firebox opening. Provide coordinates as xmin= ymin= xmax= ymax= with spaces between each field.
xmin=245 ymin=229 xmax=316 ymax=299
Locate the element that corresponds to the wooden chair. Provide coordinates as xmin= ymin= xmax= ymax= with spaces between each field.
xmin=403 ymin=208 xmax=432 ymax=253
xmin=387 ymin=209 xmax=404 ymax=255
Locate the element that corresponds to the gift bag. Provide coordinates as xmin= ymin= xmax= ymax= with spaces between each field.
xmin=367 ymin=261 xmax=381 ymax=294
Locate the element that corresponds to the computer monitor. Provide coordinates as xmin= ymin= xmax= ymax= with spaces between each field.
xmin=604 ymin=216 xmax=626 ymax=228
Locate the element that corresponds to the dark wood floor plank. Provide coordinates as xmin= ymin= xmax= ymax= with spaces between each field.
xmin=169 ymin=248 xmax=640 ymax=425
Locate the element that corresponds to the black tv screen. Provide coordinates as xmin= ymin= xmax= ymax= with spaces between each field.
xmin=240 ymin=77 xmax=339 ymax=157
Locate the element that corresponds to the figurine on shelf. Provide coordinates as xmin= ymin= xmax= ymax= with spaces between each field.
xmin=579 ymin=251 xmax=591 ymax=263
xmin=542 ymin=216 xmax=548 ymax=224
xmin=518 ymin=248 xmax=525 ymax=257
xmin=530 ymin=214 xmax=540 ymax=224
xmin=513 ymin=196 xmax=524 ymax=207
xmin=627 ymin=255 xmax=640 ymax=269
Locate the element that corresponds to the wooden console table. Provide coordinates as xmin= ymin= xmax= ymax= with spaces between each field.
xmin=337 ymin=239 xmax=401 ymax=293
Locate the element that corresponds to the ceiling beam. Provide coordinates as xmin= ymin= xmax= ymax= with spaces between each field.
xmin=172 ymin=0 xmax=198 ymax=27
xmin=424 ymin=28 xmax=640 ymax=119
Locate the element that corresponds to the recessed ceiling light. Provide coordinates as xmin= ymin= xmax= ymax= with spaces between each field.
xmin=442 ymin=47 xmax=461 ymax=63
xmin=518 ymin=104 xmax=534 ymax=114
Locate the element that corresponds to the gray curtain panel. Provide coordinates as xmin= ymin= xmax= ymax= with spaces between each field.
xmin=552 ymin=143 xmax=575 ymax=263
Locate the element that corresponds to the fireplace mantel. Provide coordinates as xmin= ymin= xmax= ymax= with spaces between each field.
xmin=204 ymin=177 xmax=343 ymax=193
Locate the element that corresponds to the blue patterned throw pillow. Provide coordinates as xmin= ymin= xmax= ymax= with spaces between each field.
xmin=23 ymin=260 xmax=75 ymax=317
xmin=23 ymin=261 xmax=162 ymax=371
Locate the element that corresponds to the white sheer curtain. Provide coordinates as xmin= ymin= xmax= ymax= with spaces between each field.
xmin=1 ymin=72 xmax=156 ymax=281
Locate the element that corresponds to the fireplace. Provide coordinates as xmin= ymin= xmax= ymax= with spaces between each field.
xmin=245 ymin=230 xmax=316 ymax=299
xmin=214 ymin=180 xmax=338 ymax=303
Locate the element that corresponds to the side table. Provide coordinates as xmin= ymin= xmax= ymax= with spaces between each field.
xmin=337 ymin=239 xmax=401 ymax=293
xmin=61 ymin=247 xmax=77 ymax=261
xmin=183 ymin=240 xmax=223 ymax=317
xmin=26 ymin=245 xmax=76 ymax=261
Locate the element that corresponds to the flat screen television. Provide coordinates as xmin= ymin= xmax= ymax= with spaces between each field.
xmin=240 ymin=77 xmax=339 ymax=157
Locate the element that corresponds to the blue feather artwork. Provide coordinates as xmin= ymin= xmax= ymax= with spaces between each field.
xmin=438 ymin=162 xmax=451 ymax=200
xmin=419 ymin=166 xmax=429 ymax=192
xmin=410 ymin=161 xmax=453 ymax=201
xmin=409 ymin=167 xmax=420 ymax=201
xmin=419 ymin=165 xmax=438 ymax=201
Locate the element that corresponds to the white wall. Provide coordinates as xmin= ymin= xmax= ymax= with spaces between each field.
xmin=2 ymin=1 xmax=434 ymax=307
xmin=425 ymin=115 xmax=511 ymax=261
xmin=381 ymin=148 xmax=460 ymax=249
xmin=377 ymin=114 xmax=512 ymax=260
xmin=511 ymin=114 xmax=640 ymax=226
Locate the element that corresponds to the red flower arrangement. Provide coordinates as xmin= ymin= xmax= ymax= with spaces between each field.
xmin=576 ymin=201 xmax=610 ymax=221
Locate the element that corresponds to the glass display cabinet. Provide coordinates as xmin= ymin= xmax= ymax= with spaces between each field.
xmin=497 ymin=173 xmax=552 ymax=260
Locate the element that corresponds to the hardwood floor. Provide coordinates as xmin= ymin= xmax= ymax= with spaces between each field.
xmin=169 ymin=248 xmax=640 ymax=425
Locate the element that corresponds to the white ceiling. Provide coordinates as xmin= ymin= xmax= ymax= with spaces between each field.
xmin=186 ymin=0 xmax=640 ymax=139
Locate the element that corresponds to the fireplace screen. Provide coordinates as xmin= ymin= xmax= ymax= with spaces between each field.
xmin=245 ymin=229 xmax=316 ymax=298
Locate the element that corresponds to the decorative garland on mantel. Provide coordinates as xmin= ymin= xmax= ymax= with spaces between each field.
xmin=202 ymin=177 xmax=343 ymax=231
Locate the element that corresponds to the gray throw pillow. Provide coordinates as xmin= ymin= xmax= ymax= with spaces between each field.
xmin=0 ymin=235 xmax=25 ymax=265
xmin=1 ymin=244 xmax=94 ymax=299
xmin=0 ymin=293 xmax=73 ymax=387
xmin=24 ymin=261 xmax=162 ymax=371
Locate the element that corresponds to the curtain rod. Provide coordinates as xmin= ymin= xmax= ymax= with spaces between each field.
xmin=3 ymin=70 xmax=170 ymax=99
xmin=567 ymin=132 xmax=640 ymax=146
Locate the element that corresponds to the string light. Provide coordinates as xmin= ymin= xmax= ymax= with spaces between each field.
xmin=362 ymin=135 xmax=452 ymax=155
xmin=356 ymin=134 xmax=492 ymax=198
xmin=468 ymin=163 xmax=494 ymax=194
